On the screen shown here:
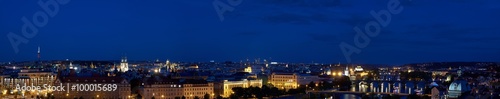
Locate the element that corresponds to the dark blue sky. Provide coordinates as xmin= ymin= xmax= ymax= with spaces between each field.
xmin=1 ymin=0 xmax=499 ymax=64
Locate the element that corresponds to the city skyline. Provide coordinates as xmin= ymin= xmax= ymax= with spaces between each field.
xmin=2 ymin=0 xmax=500 ymax=64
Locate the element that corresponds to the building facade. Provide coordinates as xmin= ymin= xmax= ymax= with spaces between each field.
xmin=221 ymin=79 xmax=262 ymax=97
xmin=142 ymin=79 xmax=214 ymax=99
xmin=0 ymin=70 xmax=56 ymax=98
xmin=269 ymin=73 xmax=298 ymax=90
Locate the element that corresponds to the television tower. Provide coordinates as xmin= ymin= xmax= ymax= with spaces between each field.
xmin=38 ymin=46 xmax=40 ymax=60
xmin=37 ymin=46 xmax=41 ymax=68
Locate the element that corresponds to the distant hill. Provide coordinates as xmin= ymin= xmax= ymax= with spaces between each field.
xmin=401 ymin=62 xmax=498 ymax=69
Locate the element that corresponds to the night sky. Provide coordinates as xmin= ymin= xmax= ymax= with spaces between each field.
xmin=1 ymin=0 xmax=499 ymax=64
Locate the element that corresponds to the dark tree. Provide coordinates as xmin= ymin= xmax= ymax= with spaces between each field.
xmin=216 ymin=95 xmax=223 ymax=99
xmin=383 ymin=95 xmax=397 ymax=99
xmin=136 ymin=94 xmax=143 ymax=99
xmin=319 ymin=94 xmax=326 ymax=99
xmin=320 ymin=81 xmax=334 ymax=90
xmin=401 ymin=71 xmax=432 ymax=81
xmin=204 ymin=94 xmax=210 ymax=99
xmin=232 ymin=87 xmax=245 ymax=97
xmin=309 ymin=93 xmax=317 ymax=99
xmin=334 ymin=76 xmax=352 ymax=91
xmin=230 ymin=94 xmax=238 ymax=99
xmin=269 ymin=87 xmax=282 ymax=97
xmin=308 ymin=81 xmax=316 ymax=89
xmin=250 ymin=86 xmax=263 ymax=98
xmin=408 ymin=94 xmax=420 ymax=99
xmin=361 ymin=94 xmax=370 ymax=99
xmin=261 ymin=85 xmax=271 ymax=97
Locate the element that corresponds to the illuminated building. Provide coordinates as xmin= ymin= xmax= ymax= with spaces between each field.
xmin=269 ymin=73 xmax=297 ymax=90
xmin=143 ymin=78 xmax=214 ymax=99
xmin=181 ymin=80 xmax=214 ymax=99
xmin=0 ymin=70 xmax=56 ymax=98
xmin=221 ymin=79 xmax=262 ymax=97
xmin=188 ymin=64 xmax=199 ymax=70
xmin=244 ymin=66 xmax=252 ymax=73
xmin=165 ymin=59 xmax=179 ymax=72
xmin=244 ymin=65 xmax=264 ymax=74
xmin=143 ymin=79 xmax=185 ymax=99
xmin=354 ymin=66 xmax=364 ymax=72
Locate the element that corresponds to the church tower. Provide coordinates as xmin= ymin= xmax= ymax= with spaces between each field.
xmin=120 ymin=56 xmax=129 ymax=72
xmin=344 ymin=66 xmax=350 ymax=76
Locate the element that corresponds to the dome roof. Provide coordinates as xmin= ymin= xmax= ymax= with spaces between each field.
xmin=430 ymin=82 xmax=438 ymax=87
xmin=448 ymin=79 xmax=470 ymax=91
xmin=448 ymin=79 xmax=471 ymax=98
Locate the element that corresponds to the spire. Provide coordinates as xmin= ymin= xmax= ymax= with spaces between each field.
xmin=120 ymin=56 xmax=129 ymax=72
xmin=121 ymin=56 xmax=127 ymax=63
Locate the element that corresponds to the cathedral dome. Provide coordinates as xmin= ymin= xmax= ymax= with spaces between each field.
xmin=448 ymin=79 xmax=470 ymax=98
xmin=430 ymin=82 xmax=438 ymax=87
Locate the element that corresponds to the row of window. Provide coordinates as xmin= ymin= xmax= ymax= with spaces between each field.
xmin=185 ymin=92 xmax=209 ymax=95
xmin=150 ymin=89 xmax=182 ymax=91
xmin=68 ymin=80 xmax=116 ymax=83
xmin=185 ymin=88 xmax=212 ymax=91
xmin=272 ymin=76 xmax=296 ymax=79
xmin=272 ymin=79 xmax=294 ymax=82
